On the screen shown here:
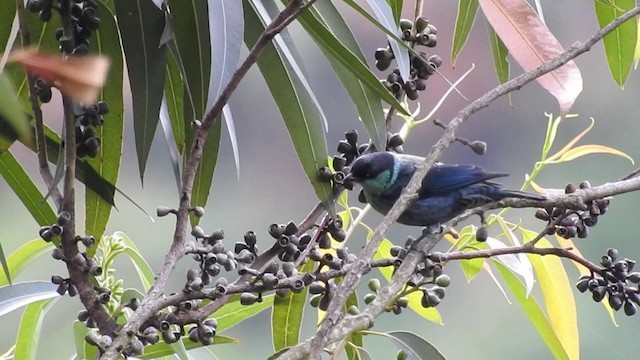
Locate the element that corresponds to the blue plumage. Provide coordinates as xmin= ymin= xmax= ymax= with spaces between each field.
xmin=345 ymin=152 xmax=545 ymax=226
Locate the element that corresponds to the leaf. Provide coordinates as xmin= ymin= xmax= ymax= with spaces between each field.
xmin=451 ymin=0 xmax=479 ymax=67
xmin=0 ymin=281 xmax=59 ymax=317
xmin=486 ymin=24 xmax=511 ymax=104
xmin=385 ymin=331 xmax=447 ymax=360
xmin=594 ymin=0 xmax=637 ymax=87
xmin=521 ymin=234 xmax=579 ymax=359
xmin=112 ymin=232 xmax=155 ymax=291
xmin=0 ymin=73 xmax=30 ymax=145
xmin=362 ymin=0 xmax=411 ymax=82
xmin=216 ymin=294 xmax=275 ymax=332
xmin=287 ymin=0 xmax=395 ymax=150
xmin=208 ymin=1 xmax=243 ymax=179
xmin=115 ymin=0 xmax=167 ymax=182
xmin=271 ymin=261 xmax=312 ymax=352
xmin=159 ymin=96 xmax=183 ymax=190
xmin=494 ymin=262 xmax=570 ymax=360
xmin=460 ymin=257 xmax=484 ymax=282
xmin=478 ymin=0 xmax=583 ymax=113
xmin=545 ymin=116 xmax=594 ymax=162
xmin=163 ymin=47 xmax=186 ymax=155
xmin=72 ymin=321 xmax=88 ymax=360
xmin=244 ymin=4 xmax=334 ymax=214
xmin=555 ymin=144 xmax=634 ymax=164
xmin=139 ymin=335 xmax=239 ymax=359
xmin=15 ymin=297 xmax=59 ymax=360
xmin=190 ymin=120 xmax=222 ymax=226
xmin=634 ymin=16 xmax=640 ymax=68
xmin=0 ymin=151 xmax=57 ymax=226
xmin=486 ymin=237 xmax=534 ymax=297
xmin=374 ymin=239 xmax=442 ymax=324
xmin=0 ymin=242 xmax=7 ymax=286
xmin=0 ymin=0 xmax=16 ymax=52
xmin=85 ymin=2 xmax=125 ymax=246
xmin=0 ymin=240 xmax=54 ymax=287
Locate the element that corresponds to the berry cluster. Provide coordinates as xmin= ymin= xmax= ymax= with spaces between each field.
xmin=577 ymin=248 xmax=640 ymax=316
xmin=535 ymin=181 xmax=610 ymax=239
xmin=375 ymin=17 xmax=441 ymax=100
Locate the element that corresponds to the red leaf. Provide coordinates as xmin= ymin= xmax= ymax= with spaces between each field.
xmin=479 ymin=0 xmax=583 ymax=113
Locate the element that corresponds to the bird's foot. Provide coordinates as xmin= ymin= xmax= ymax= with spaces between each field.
xmin=408 ymin=224 xmax=446 ymax=252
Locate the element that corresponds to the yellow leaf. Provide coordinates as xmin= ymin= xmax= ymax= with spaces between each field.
xmin=524 ymin=235 xmax=579 ymax=360
xmin=547 ymin=117 xmax=594 ymax=162
xmin=556 ymin=144 xmax=634 ymax=164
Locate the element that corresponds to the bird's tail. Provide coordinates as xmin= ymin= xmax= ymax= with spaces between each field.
xmin=502 ymin=190 xmax=546 ymax=201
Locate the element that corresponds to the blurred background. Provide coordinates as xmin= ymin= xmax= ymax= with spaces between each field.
xmin=2 ymin=0 xmax=640 ymax=359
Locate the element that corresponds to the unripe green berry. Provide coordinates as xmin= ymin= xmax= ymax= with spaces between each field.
xmin=367 ymin=278 xmax=381 ymax=292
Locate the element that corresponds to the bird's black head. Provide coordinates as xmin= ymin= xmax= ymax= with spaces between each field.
xmin=347 ymin=152 xmax=395 ymax=184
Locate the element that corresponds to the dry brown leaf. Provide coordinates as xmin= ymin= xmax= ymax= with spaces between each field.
xmin=478 ymin=0 xmax=583 ymax=113
xmin=8 ymin=49 xmax=110 ymax=104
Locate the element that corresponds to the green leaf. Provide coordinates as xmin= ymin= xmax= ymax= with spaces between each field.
xmin=112 ymin=232 xmax=155 ymax=291
xmin=288 ymin=0 xmax=397 ymax=150
xmin=594 ymin=0 xmax=637 ymax=87
xmin=0 ymin=239 xmax=54 ymax=287
xmin=271 ymin=261 xmax=313 ymax=352
xmin=15 ymin=297 xmax=59 ymax=360
xmin=164 ymin=53 xmax=186 ymax=155
xmin=0 ymin=242 xmax=7 ymax=286
xmin=451 ymin=0 xmax=479 ymax=67
xmin=244 ymin=4 xmax=334 ymax=215
xmin=0 ymin=281 xmax=59 ymax=316
xmin=216 ymin=294 xmax=274 ymax=332
xmin=385 ymin=330 xmax=446 ymax=360
xmin=0 ymin=1 xmax=16 ymax=51
xmin=486 ymin=25 xmax=510 ymax=92
xmin=115 ymin=0 xmax=167 ymax=182
xmin=494 ymin=262 xmax=570 ymax=360
xmin=373 ymin=239 xmax=441 ymax=324
xmin=139 ymin=335 xmax=239 ymax=359
xmin=85 ymin=2 xmax=125 ymax=246
xmin=0 ymin=73 xmax=30 ymax=146
xmin=0 ymin=151 xmax=57 ymax=227
xmin=190 ymin=119 xmax=222 ymax=226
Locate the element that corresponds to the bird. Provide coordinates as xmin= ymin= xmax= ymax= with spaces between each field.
xmin=344 ymin=151 xmax=545 ymax=227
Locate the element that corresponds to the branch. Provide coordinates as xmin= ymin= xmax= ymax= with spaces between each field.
xmin=287 ymin=4 xmax=640 ymax=359
xmin=15 ymin=0 xmax=63 ymax=209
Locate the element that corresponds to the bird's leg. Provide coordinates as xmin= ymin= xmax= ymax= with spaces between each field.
xmin=408 ymin=224 xmax=446 ymax=252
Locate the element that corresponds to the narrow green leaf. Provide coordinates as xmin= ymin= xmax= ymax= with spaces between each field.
xmin=164 ymin=54 xmax=186 ymax=155
xmin=0 ymin=242 xmax=7 ymax=286
xmin=271 ymin=261 xmax=313 ymax=352
xmin=486 ymin=25 xmax=510 ymax=85
xmin=0 ymin=239 xmax=54 ymax=287
xmin=15 ymin=297 xmax=59 ymax=360
xmin=85 ymin=2 xmax=125 ymax=246
xmin=594 ymin=0 xmax=636 ymax=87
xmin=460 ymin=257 xmax=484 ymax=281
xmin=209 ymin=1 xmax=244 ymax=101
xmin=115 ymin=0 xmax=167 ymax=182
xmin=170 ymin=0 xmax=222 ymax=225
xmin=0 ymin=151 xmax=57 ymax=226
xmin=362 ymin=0 xmax=411 ymax=82
xmin=0 ymin=281 xmax=59 ymax=316
xmin=0 ymin=1 xmax=16 ymax=51
xmin=0 ymin=74 xmax=30 ymax=145
xmin=386 ymin=331 xmax=446 ymax=360
xmin=494 ymin=262 xmax=570 ymax=360
xmin=244 ymin=5 xmax=334 ymax=214
xmin=451 ymin=0 xmax=479 ymax=67
xmin=139 ymin=335 xmax=238 ymax=359
xmin=190 ymin=120 xmax=222 ymax=226
xmin=159 ymin=97 xmax=183 ymax=190
xmin=288 ymin=0 xmax=394 ymax=150
xmin=373 ymin=239 xmax=441 ymax=324
xmin=112 ymin=232 xmax=155 ymax=291
xmin=216 ymin=294 xmax=275 ymax=332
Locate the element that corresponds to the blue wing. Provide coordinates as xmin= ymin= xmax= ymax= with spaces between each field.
xmin=419 ymin=164 xmax=507 ymax=197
